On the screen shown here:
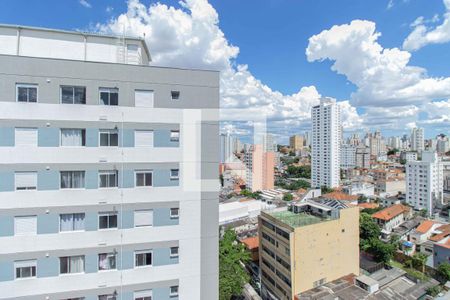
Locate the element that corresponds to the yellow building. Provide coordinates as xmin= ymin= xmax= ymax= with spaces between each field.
xmin=289 ymin=135 xmax=303 ymax=151
xmin=259 ymin=201 xmax=359 ymax=299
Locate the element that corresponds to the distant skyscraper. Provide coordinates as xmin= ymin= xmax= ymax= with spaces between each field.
xmin=388 ymin=136 xmax=401 ymax=149
xmin=355 ymin=145 xmax=371 ymax=169
xmin=411 ymin=127 xmax=424 ymax=153
xmin=348 ymin=133 xmax=361 ymax=146
xmin=244 ymin=144 xmax=274 ymax=191
xmin=263 ymin=133 xmax=275 ymax=152
xmin=437 ymin=135 xmax=449 ymax=154
xmin=406 ymin=151 xmax=443 ymax=215
xmin=220 ymin=133 xmax=233 ymax=163
xmin=341 ymin=144 xmax=356 ymax=169
xmin=289 ymin=135 xmax=304 ymax=151
xmin=311 ymin=98 xmax=341 ymax=188
xmin=304 ymin=131 xmax=311 ymax=147
xmin=369 ymin=130 xmax=386 ymax=157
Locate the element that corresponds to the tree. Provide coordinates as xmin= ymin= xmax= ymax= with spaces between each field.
xmin=360 ymin=213 xmax=381 ymax=242
xmin=286 ymin=165 xmax=311 ymax=178
xmin=367 ymin=238 xmax=395 ymax=264
xmin=426 ymin=286 xmax=441 ymax=297
xmin=320 ymin=185 xmax=334 ymax=194
xmin=283 ymin=193 xmax=293 ymax=201
xmin=437 ymin=262 xmax=450 ymax=281
xmin=389 ymin=234 xmax=401 ymax=251
xmin=412 ymin=253 xmax=428 ymax=273
xmin=219 ymin=229 xmax=251 ymax=300
xmin=387 ymin=148 xmax=399 ymax=156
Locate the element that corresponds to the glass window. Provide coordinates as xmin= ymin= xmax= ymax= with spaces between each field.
xmin=15 ymin=172 xmax=37 ymax=190
xmin=99 ymin=129 xmax=119 ymax=147
xmin=61 ymin=129 xmax=86 ymax=146
xmin=60 ymin=171 xmax=85 ymax=189
xmin=170 ymin=286 xmax=179 ymax=297
xmin=61 ymin=86 xmax=86 ymax=104
xmin=99 ymin=213 xmax=118 ymax=229
xmin=99 ymin=88 xmax=118 ymax=106
xmin=99 ymin=295 xmax=116 ymax=300
xmin=135 ymin=171 xmax=152 ymax=187
xmin=98 ymin=253 xmax=116 ymax=271
xmin=134 ymin=290 xmax=152 ymax=300
xmin=99 ymin=170 xmax=118 ymax=188
xmin=170 ymin=208 xmax=179 ymax=219
xmin=170 ymin=247 xmax=179 ymax=258
xmin=15 ymin=260 xmax=37 ymax=279
xmin=170 ymin=130 xmax=180 ymax=142
xmin=170 ymin=169 xmax=179 ymax=180
xmin=16 ymin=84 xmax=37 ymax=103
xmin=59 ymin=256 xmax=85 ymax=274
xmin=60 ymin=213 xmax=85 ymax=232
xmin=171 ymin=91 xmax=180 ymax=100
xmin=135 ymin=250 xmax=152 ymax=267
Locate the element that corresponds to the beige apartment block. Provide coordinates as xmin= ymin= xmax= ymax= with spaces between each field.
xmin=259 ymin=201 xmax=359 ymax=300
xmin=289 ymin=135 xmax=304 ymax=151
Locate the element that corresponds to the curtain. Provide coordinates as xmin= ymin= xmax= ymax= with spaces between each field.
xmin=73 ymin=213 xmax=84 ymax=230
xmin=70 ymin=256 xmax=84 ymax=273
xmin=61 ymin=129 xmax=82 ymax=146
xmin=61 ymin=172 xmax=70 ymax=189
xmin=72 ymin=172 xmax=85 ymax=188
xmin=60 ymin=214 xmax=73 ymax=231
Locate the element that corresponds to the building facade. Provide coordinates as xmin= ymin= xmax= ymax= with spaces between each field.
xmin=244 ymin=145 xmax=274 ymax=192
xmin=259 ymin=201 xmax=359 ymax=299
xmin=406 ymin=151 xmax=443 ymax=215
xmin=0 ymin=25 xmax=219 ymax=300
xmin=410 ymin=127 xmax=424 ymax=153
xmin=341 ymin=144 xmax=356 ymax=170
xmin=289 ymin=135 xmax=303 ymax=151
xmin=311 ymin=98 xmax=341 ymax=188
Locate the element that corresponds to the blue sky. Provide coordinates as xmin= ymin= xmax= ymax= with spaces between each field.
xmin=1 ymin=0 xmax=450 ymax=142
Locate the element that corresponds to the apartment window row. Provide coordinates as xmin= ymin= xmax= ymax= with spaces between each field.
xmin=13 ymin=209 xmax=180 ymax=235
xmin=14 ymin=249 xmax=180 ymax=279
xmin=16 ymin=83 xmax=181 ymax=105
xmin=56 ymin=287 xmax=178 ymax=300
xmin=13 ymin=127 xmax=180 ymax=147
xmin=13 ymin=169 xmax=180 ymax=190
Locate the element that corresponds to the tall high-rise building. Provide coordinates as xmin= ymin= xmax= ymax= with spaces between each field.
xmin=244 ymin=144 xmax=274 ymax=192
xmin=341 ymin=144 xmax=356 ymax=169
xmin=406 ymin=151 xmax=443 ymax=215
xmin=0 ymin=25 xmax=219 ymax=300
xmin=304 ymin=131 xmax=311 ymax=148
xmin=355 ymin=146 xmax=371 ymax=169
xmin=311 ymin=98 xmax=341 ymax=188
xmin=289 ymin=135 xmax=303 ymax=151
xmin=411 ymin=127 xmax=424 ymax=153
xmin=388 ymin=136 xmax=401 ymax=149
xmin=348 ymin=133 xmax=361 ymax=146
xmin=368 ymin=130 xmax=386 ymax=157
xmin=220 ymin=133 xmax=233 ymax=163
xmin=437 ymin=134 xmax=449 ymax=154
xmin=263 ymin=133 xmax=276 ymax=152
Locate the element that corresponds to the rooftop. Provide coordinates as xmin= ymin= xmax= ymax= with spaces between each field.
xmin=267 ymin=210 xmax=327 ymax=228
xmin=240 ymin=236 xmax=259 ymax=250
xmin=321 ymin=191 xmax=359 ymax=202
xmin=372 ymin=204 xmax=410 ymax=221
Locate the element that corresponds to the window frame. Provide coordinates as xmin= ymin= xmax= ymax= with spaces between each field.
xmin=135 ymin=170 xmax=153 ymax=187
xmin=59 ymin=255 xmax=85 ymax=275
xmin=170 ymin=169 xmax=179 ymax=180
xmin=99 ymin=87 xmax=119 ymax=106
xmin=134 ymin=209 xmax=154 ymax=227
xmin=171 ymin=90 xmax=180 ymax=101
xmin=98 ymin=212 xmax=118 ymax=230
xmin=15 ymin=127 xmax=38 ymax=147
xmin=170 ymin=285 xmax=179 ymax=297
xmin=60 ymin=85 xmax=87 ymax=104
xmin=98 ymin=170 xmax=118 ymax=189
xmin=60 ymin=129 xmax=86 ymax=147
xmin=14 ymin=171 xmax=37 ymax=191
xmin=60 ymin=171 xmax=86 ymax=189
xmin=170 ymin=130 xmax=180 ymax=142
xmin=98 ymin=252 xmax=117 ymax=271
xmin=170 ymin=208 xmax=179 ymax=219
xmin=134 ymin=250 xmax=153 ymax=268
xmin=14 ymin=259 xmax=37 ymax=280
xmin=16 ymin=83 xmax=38 ymax=103
xmin=14 ymin=215 xmax=37 ymax=236
xmin=59 ymin=213 xmax=85 ymax=233
xmin=170 ymin=246 xmax=179 ymax=258
xmin=99 ymin=129 xmax=119 ymax=147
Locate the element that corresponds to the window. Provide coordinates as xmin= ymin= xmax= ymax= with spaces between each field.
xmin=15 ymin=260 xmax=36 ymax=279
xmin=134 ymin=130 xmax=154 ymax=147
xmin=61 ymin=129 xmax=86 ymax=146
xmin=98 ymin=253 xmax=116 ymax=271
xmin=15 ymin=127 xmax=37 ymax=146
xmin=171 ymin=91 xmax=180 ymax=100
xmin=60 ymin=171 xmax=85 ymax=189
xmin=99 ymin=129 xmax=119 ymax=147
xmin=135 ymin=250 xmax=152 ymax=267
xmin=14 ymin=216 xmax=37 ymax=236
xmin=99 ymin=88 xmax=118 ymax=106
xmin=99 ymin=212 xmax=118 ymax=230
xmin=60 ymin=255 xmax=85 ymax=274
xmin=170 ymin=247 xmax=179 ymax=258
xmin=135 ymin=170 xmax=152 ymax=187
xmin=170 ymin=169 xmax=179 ymax=180
xmin=99 ymin=170 xmax=118 ymax=188
xmin=135 ymin=90 xmax=154 ymax=108
xmin=170 ymin=130 xmax=180 ymax=142
xmin=16 ymin=84 xmax=37 ymax=103
xmin=99 ymin=295 xmax=116 ymax=300
xmin=61 ymin=86 xmax=86 ymax=104
xmin=170 ymin=286 xmax=179 ymax=297
xmin=134 ymin=290 xmax=152 ymax=300
xmin=170 ymin=208 xmax=179 ymax=219
xmin=60 ymin=213 xmax=85 ymax=232
xmin=134 ymin=210 xmax=153 ymax=227
xmin=15 ymin=172 xmax=37 ymax=190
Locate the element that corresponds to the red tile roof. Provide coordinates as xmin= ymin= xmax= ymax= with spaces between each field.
xmin=415 ymin=220 xmax=441 ymax=234
xmin=358 ymin=203 xmax=379 ymax=209
xmin=322 ymin=191 xmax=359 ymax=201
xmin=240 ymin=236 xmax=259 ymax=250
xmin=372 ymin=204 xmax=410 ymax=221
xmin=429 ymin=224 xmax=450 ymax=242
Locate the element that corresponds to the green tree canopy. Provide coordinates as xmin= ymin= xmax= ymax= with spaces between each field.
xmin=219 ymin=229 xmax=251 ymax=300
xmin=283 ymin=193 xmax=293 ymax=201
xmin=366 ymin=238 xmax=395 ymax=264
xmin=360 ymin=212 xmax=381 ymax=242
xmin=286 ymin=165 xmax=311 ymax=179
xmin=437 ymin=262 xmax=450 ymax=281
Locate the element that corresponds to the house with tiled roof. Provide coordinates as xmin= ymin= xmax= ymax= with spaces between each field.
xmin=372 ymin=204 xmax=412 ymax=237
xmin=410 ymin=221 xmax=450 ymax=255
xmin=410 ymin=220 xmax=445 ymax=244
xmin=321 ymin=191 xmax=359 ymax=204
xmin=434 ymin=239 xmax=450 ymax=268
xmin=240 ymin=236 xmax=259 ymax=262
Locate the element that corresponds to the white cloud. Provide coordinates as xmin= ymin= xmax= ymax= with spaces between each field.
xmin=79 ymin=0 xmax=91 ymax=8
xmin=306 ymin=19 xmax=450 ymax=109
xmin=403 ymin=0 xmax=450 ymax=51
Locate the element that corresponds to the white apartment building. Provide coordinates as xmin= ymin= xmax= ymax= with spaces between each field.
xmin=411 ymin=127 xmax=424 ymax=153
xmin=341 ymin=144 xmax=356 ymax=170
xmin=406 ymin=151 xmax=443 ymax=215
xmin=437 ymin=135 xmax=449 ymax=154
xmin=0 ymin=24 xmax=219 ymax=300
xmin=220 ymin=133 xmax=234 ymax=163
xmin=311 ymin=98 xmax=341 ymax=188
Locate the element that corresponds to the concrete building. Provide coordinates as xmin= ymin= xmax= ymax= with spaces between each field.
xmin=259 ymin=201 xmax=359 ymax=299
xmin=355 ymin=145 xmax=370 ymax=169
xmin=368 ymin=130 xmax=386 ymax=157
xmin=400 ymin=151 xmax=418 ymax=163
xmin=289 ymin=135 xmax=303 ymax=151
xmin=341 ymin=144 xmax=356 ymax=170
xmin=244 ymin=145 xmax=274 ymax=192
xmin=263 ymin=133 xmax=276 ymax=153
xmin=220 ymin=133 xmax=233 ymax=163
xmin=374 ymin=179 xmax=406 ymax=197
xmin=311 ymin=98 xmax=341 ymax=189
xmin=411 ymin=127 xmax=424 ymax=153
xmin=406 ymin=151 xmax=444 ymax=214
xmin=388 ymin=136 xmax=401 ymax=149
xmin=0 ymin=24 xmax=219 ymax=300
xmin=372 ymin=204 xmax=411 ymax=238
xmin=437 ymin=135 xmax=449 ymax=154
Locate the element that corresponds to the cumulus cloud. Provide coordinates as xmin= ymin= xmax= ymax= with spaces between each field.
xmin=79 ymin=0 xmax=91 ymax=8
xmin=306 ymin=19 xmax=450 ymax=108
xmin=403 ymin=0 xmax=450 ymax=51
xmin=95 ymin=0 xmax=361 ymax=142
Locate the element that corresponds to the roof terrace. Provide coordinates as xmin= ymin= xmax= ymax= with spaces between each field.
xmin=267 ymin=210 xmax=328 ymax=228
